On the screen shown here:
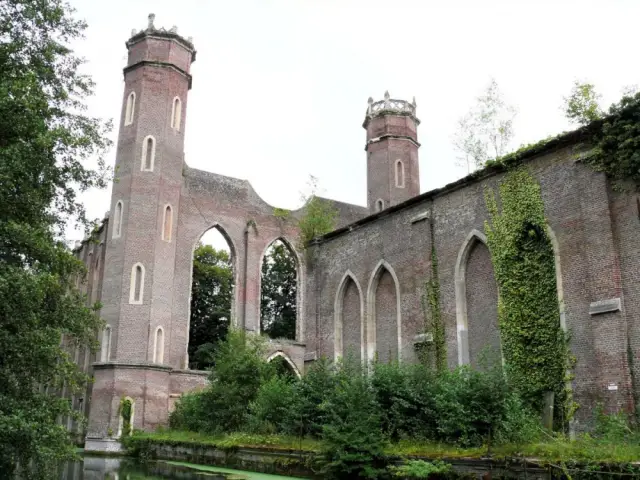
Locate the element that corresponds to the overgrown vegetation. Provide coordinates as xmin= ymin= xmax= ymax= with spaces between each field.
xmin=0 ymin=0 xmax=112 ymax=477
xmin=420 ymin=227 xmax=446 ymax=372
xmin=296 ymin=175 xmax=338 ymax=249
xmin=485 ymin=169 xmax=571 ymax=424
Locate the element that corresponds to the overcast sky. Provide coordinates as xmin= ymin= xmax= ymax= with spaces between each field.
xmin=68 ymin=0 xmax=640 ymax=244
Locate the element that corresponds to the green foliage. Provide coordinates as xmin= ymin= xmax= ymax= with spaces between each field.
xmin=420 ymin=236 xmax=446 ymax=372
xmin=484 ymin=169 xmax=569 ymax=416
xmin=0 ymin=0 xmax=112 ymax=477
xmin=453 ymin=78 xmax=517 ymax=173
xmin=389 ymin=460 xmax=453 ymax=479
xmin=319 ymin=357 xmax=391 ymax=479
xmin=189 ymin=243 xmax=233 ymax=369
xmin=563 ymin=80 xmax=603 ymax=126
xmin=273 ymin=208 xmax=291 ymax=220
xmin=119 ymin=398 xmax=133 ymax=437
xmin=168 ymin=391 xmax=209 ymax=433
xmin=297 ymin=176 xmax=338 ymax=249
xmin=248 ymin=375 xmax=297 ymax=434
xmin=260 ymin=240 xmax=297 ymax=340
xmin=175 ymin=329 xmax=272 ymax=433
xmin=585 ymin=92 xmax=640 ymax=190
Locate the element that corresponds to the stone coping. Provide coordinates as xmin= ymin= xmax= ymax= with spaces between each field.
xmin=93 ymin=361 xmax=173 ymax=372
xmin=171 ymin=369 xmax=209 ymax=377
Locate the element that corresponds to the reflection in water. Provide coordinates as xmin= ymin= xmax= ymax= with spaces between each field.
xmin=59 ymin=456 xmax=261 ymax=479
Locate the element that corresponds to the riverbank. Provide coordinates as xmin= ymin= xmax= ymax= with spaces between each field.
xmin=121 ymin=430 xmax=640 ymax=478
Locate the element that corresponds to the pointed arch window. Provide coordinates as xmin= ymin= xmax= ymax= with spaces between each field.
xmin=129 ymin=263 xmax=145 ymax=304
xmin=162 ymin=205 xmax=173 ymax=242
xmin=141 ymin=136 xmax=156 ymax=172
xmin=153 ymin=326 xmax=165 ymax=364
xmin=395 ymin=160 xmax=405 ymax=188
xmin=100 ymin=325 xmax=112 ymax=362
xmin=125 ymin=91 xmax=136 ymax=126
xmin=113 ymin=201 xmax=123 ymax=239
xmin=171 ymin=97 xmax=182 ymax=131
xmin=375 ymin=199 xmax=384 ymax=212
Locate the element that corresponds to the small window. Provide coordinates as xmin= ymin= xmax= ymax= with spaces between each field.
xmin=141 ymin=136 xmax=156 ymax=172
xmin=395 ymin=160 xmax=405 ymax=188
xmin=375 ymin=199 xmax=384 ymax=212
xmin=92 ymin=253 xmax=101 ymax=302
xmin=129 ymin=263 xmax=145 ymax=304
xmin=113 ymin=201 xmax=123 ymax=239
xmin=100 ymin=325 xmax=111 ymax=362
xmin=636 ymin=197 xmax=640 ymax=222
xmin=162 ymin=205 xmax=172 ymax=242
xmin=153 ymin=327 xmax=165 ymax=364
xmin=125 ymin=92 xmax=136 ymax=126
xmin=171 ymin=97 xmax=182 ymax=131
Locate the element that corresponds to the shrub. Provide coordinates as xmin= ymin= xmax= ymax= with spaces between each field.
xmin=285 ymin=357 xmax=336 ymax=437
xmin=169 ymin=390 xmax=209 ymax=432
xmin=389 ymin=460 xmax=454 ymax=479
xmin=248 ymin=375 xmax=296 ymax=434
xmin=433 ymin=365 xmax=510 ymax=446
xmin=319 ymin=356 xmax=390 ymax=479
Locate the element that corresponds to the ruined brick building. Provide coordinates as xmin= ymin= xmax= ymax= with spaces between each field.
xmin=71 ymin=16 xmax=640 ymax=451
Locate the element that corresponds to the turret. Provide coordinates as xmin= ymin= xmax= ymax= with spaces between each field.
xmin=364 ymin=91 xmax=420 ymax=213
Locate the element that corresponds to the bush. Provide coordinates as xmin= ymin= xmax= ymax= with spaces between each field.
xmin=389 ymin=460 xmax=454 ymax=479
xmin=169 ymin=391 xmax=209 ymax=432
xmin=319 ymin=356 xmax=391 ymax=479
xmin=285 ymin=357 xmax=336 ymax=437
xmin=433 ymin=365 xmax=510 ymax=446
xmin=248 ymin=375 xmax=296 ymax=434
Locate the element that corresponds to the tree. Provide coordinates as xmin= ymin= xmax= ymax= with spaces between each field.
xmin=189 ymin=244 xmax=233 ymax=369
xmin=297 ymin=175 xmax=338 ymax=249
xmin=453 ymin=78 xmax=517 ymax=173
xmin=0 ymin=0 xmax=111 ymax=477
xmin=563 ymin=80 xmax=603 ymax=126
xmin=260 ymin=240 xmax=297 ymax=340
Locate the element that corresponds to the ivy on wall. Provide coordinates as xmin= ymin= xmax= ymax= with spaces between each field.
xmin=484 ymin=169 xmax=569 ymax=412
xmin=119 ymin=397 xmax=133 ymax=437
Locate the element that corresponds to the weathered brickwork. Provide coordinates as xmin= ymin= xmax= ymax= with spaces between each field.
xmin=69 ymin=16 xmax=640 ymax=447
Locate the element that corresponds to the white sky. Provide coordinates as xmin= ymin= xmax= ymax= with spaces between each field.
xmin=68 ymin=0 xmax=640 ymax=246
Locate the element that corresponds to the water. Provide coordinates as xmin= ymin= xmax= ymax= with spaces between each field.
xmin=59 ymin=456 xmax=309 ymax=480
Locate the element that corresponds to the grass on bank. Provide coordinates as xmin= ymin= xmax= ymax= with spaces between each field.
xmin=127 ymin=430 xmax=640 ymax=464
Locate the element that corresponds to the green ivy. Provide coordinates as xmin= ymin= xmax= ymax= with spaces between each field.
xmin=484 ymin=169 xmax=569 ymax=416
xmin=585 ymin=93 xmax=640 ymax=190
xmin=119 ymin=397 xmax=133 ymax=437
xmin=420 ymin=236 xmax=446 ymax=373
xmin=297 ymin=196 xmax=338 ymax=251
xmin=273 ymin=207 xmax=291 ymax=220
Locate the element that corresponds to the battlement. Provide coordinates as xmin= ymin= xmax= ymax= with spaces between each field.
xmin=126 ymin=14 xmax=196 ymax=62
xmin=363 ymin=91 xmax=419 ymax=129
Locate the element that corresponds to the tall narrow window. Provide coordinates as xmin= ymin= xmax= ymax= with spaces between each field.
xmin=162 ymin=205 xmax=173 ymax=242
xmin=153 ymin=327 xmax=165 ymax=364
xmin=141 ymin=136 xmax=156 ymax=171
xmin=125 ymin=92 xmax=136 ymax=126
xmin=395 ymin=160 xmax=405 ymax=188
xmin=100 ymin=325 xmax=111 ymax=362
xmin=129 ymin=263 xmax=145 ymax=304
xmin=113 ymin=201 xmax=123 ymax=239
xmin=375 ymin=199 xmax=384 ymax=212
xmin=171 ymin=97 xmax=182 ymax=131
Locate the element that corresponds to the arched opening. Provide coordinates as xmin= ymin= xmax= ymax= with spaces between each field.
xmin=125 ymin=91 xmax=135 ymax=126
xmin=153 ymin=327 xmax=165 ymax=364
xmin=141 ymin=135 xmax=156 ymax=171
xmin=162 ymin=205 xmax=173 ymax=242
xmin=188 ymin=226 xmax=235 ymax=370
xmin=113 ymin=200 xmax=123 ymax=239
xmin=171 ymin=96 xmax=182 ymax=131
xmin=267 ymin=351 xmax=301 ymax=379
xmin=375 ymin=199 xmax=384 ymax=212
xmin=92 ymin=250 xmax=101 ymax=303
xmin=395 ymin=160 xmax=405 ymax=188
xmin=334 ymin=271 xmax=364 ymax=362
xmin=117 ymin=397 xmax=134 ymax=438
xmin=367 ymin=261 xmax=401 ymax=363
xmin=260 ymin=239 xmax=298 ymax=341
xmin=129 ymin=263 xmax=145 ymax=304
xmin=100 ymin=325 xmax=111 ymax=362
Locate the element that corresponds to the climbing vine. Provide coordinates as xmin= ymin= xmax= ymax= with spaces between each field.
xmin=484 ymin=169 xmax=569 ymax=414
xmin=419 ymin=223 xmax=446 ymax=373
xmin=584 ymin=93 xmax=640 ymax=190
xmin=119 ymin=397 xmax=133 ymax=437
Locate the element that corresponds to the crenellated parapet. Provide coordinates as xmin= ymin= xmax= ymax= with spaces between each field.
xmin=363 ymin=91 xmax=419 ymax=128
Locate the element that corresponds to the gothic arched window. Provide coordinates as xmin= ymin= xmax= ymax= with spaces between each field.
xmin=375 ymin=199 xmax=384 ymax=212
xmin=162 ymin=205 xmax=172 ymax=242
xmin=395 ymin=160 xmax=405 ymax=188
xmin=113 ymin=200 xmax=123 ymax=239
xmin=125 ymin=92 xmax=136 ymax=126
xmin=100 ymin=325 xmax=112 ymax=362
xmin=153 ymin=326 xmax=165 ymax=364
xmin=129 ymin=263 xmax=145 ymax=304
xmin=171 ymin=97 xmax=182 ymax=131
xmin=141 ymin=136 xmax=156 ymax=172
